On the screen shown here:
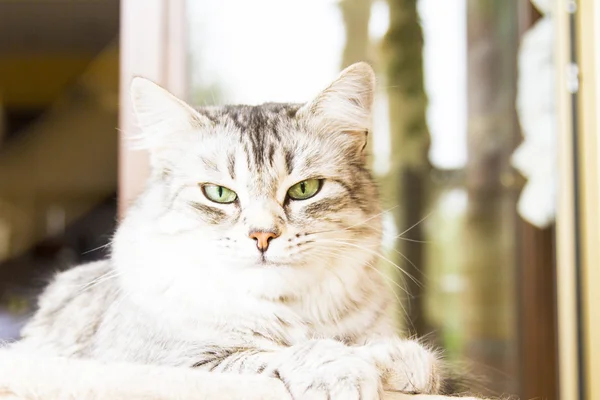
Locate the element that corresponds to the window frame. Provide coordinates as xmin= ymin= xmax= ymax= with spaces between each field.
xmin=118 ymin=0 xmax=188 ymax=217
xmin=555 ymin=0 xmax=600 ymax=399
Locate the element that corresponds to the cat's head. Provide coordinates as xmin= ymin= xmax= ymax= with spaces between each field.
xmin=113 ymin=62 xmax=382 ymax=301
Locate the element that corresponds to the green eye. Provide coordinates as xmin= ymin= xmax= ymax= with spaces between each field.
xmin=202 ymin=184 xmax=237 ymax=204
xmin=287 ymin=179 xmax=321 ymax=200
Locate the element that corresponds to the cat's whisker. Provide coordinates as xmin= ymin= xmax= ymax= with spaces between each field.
xmin=361 ymin=260 xmax=412 ymax=298
xmin=108 ymin=284 xmax=137 ymax=316
xmin=76 ymin=270 xmax=122 ymax=295
xmin=362 ymin=263 xmax=411 ymax=317
xmin=327 ymin=260 xmax=402 ymax=311
xmin=393 ymin=236 xmax=430 ymax=244
xmin=331 ymin=210 xmax=434 ymax=241
xmin=324 ymin=237 xmax=428 ymax=282
xmin=394 ymin=211 xmax=434 ymax=239
xmin=310 ymin=208 xmax=434 ymax=242
xmin=79 ymin=274 xmax=121 ymax=294
xmin=387 ymin=248 xmax=425 ymax=283
xmin=306 ymin=248 xmax=413 ymax=324
xmin=304 ymin=216 xmax=430 ymax=244
xmin=76 ymin=269 xmax=117 ymax=290
xmin=81 ymin=241 xmax=113 ymax=255
xmin=303 ymin=247 xmax=411 ymax=297
xmin=317 ymin=239 xmax=422 ymax=287
xmin=342 ymin=205 xmax=398 ymax=231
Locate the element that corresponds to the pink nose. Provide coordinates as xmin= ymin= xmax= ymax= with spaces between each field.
xmin=249 ymin=230 xmax=280 ymax=252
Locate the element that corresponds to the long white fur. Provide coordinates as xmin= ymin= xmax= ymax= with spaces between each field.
xmin=9 ymin=63 xmax=446 ymax=400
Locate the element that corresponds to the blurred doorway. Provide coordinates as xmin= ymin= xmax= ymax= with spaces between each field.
xmin=0 ymin=0 xmax=119 ymax=339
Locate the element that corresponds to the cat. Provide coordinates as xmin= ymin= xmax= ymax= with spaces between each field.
xmin=12 ymin=62 xmax=441 ymax=399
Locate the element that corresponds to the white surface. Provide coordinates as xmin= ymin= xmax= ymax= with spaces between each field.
xmin=0 ymin=349 xmax=484 ymax=400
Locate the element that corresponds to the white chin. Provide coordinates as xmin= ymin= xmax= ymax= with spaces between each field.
xmin=251 ymin=257 xmax=291 ymax=268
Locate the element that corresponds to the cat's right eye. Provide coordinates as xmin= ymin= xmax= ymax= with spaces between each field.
xmin=201 ymin=184 xmax=238 ymax=204
xmin=287 ymin=179 xmax=322 ymax=201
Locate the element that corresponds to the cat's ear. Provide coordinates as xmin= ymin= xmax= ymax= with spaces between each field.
xmin=298 ymin=62 xmax=375 ymax=139
xmin=130 ymin=77 xmax=209 ymax=168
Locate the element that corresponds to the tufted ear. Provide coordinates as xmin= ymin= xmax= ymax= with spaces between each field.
xmin=297 ymin=62 xmax=375 ymax=136
xmin=129 ymin=77 xmax=210 ymax=168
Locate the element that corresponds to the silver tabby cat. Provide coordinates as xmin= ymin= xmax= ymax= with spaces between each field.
xmin=14 ymin=62 xmax=441 ymax=399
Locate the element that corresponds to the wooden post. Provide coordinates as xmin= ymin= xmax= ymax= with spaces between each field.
xmin=463 ymin=0 xmax=520 ymax=395
xmin=515 ymin=4 xmax=558 ymax=400
xmin=382 ymin=0 xmax=431 ymax=336
xmin=575 ymin=1 xmax=600 ymax=398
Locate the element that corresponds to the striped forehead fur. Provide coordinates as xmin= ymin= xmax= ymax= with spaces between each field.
xmin=199 ymin=103 xmax=302 ymax=170
xmin=129 ymin=62 xmax=375 ymax=170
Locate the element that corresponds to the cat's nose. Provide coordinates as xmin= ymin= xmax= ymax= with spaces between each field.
xmin=248 ymin=230 xmax=280 ymax=252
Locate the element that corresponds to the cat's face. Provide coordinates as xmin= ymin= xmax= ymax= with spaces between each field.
xmin=115 ymin=63 xmax=382 ymax=299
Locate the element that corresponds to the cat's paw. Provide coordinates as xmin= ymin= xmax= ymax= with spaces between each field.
xmin=358 ymin=337 xmax=442 ymax=394
xmin=270 ymin=339 xmax=382 ymax=400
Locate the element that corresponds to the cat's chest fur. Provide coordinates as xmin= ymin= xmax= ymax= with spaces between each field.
xmin=19 ymin=258 xmax=389 ymax=366
xmin=95 ymin=260 xmax=388 ymax=366
xmin=109 ymin=260 xmax=387 ymax=348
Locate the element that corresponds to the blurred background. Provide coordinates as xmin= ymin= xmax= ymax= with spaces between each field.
xmin=1 ymin=1 xmax=599 ymax=400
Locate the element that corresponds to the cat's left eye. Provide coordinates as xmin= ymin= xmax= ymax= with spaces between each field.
xmin=287 ymin=179 xmax=322 ymax=201
xmin=201 ymin=184 xmax=237 ymax=204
